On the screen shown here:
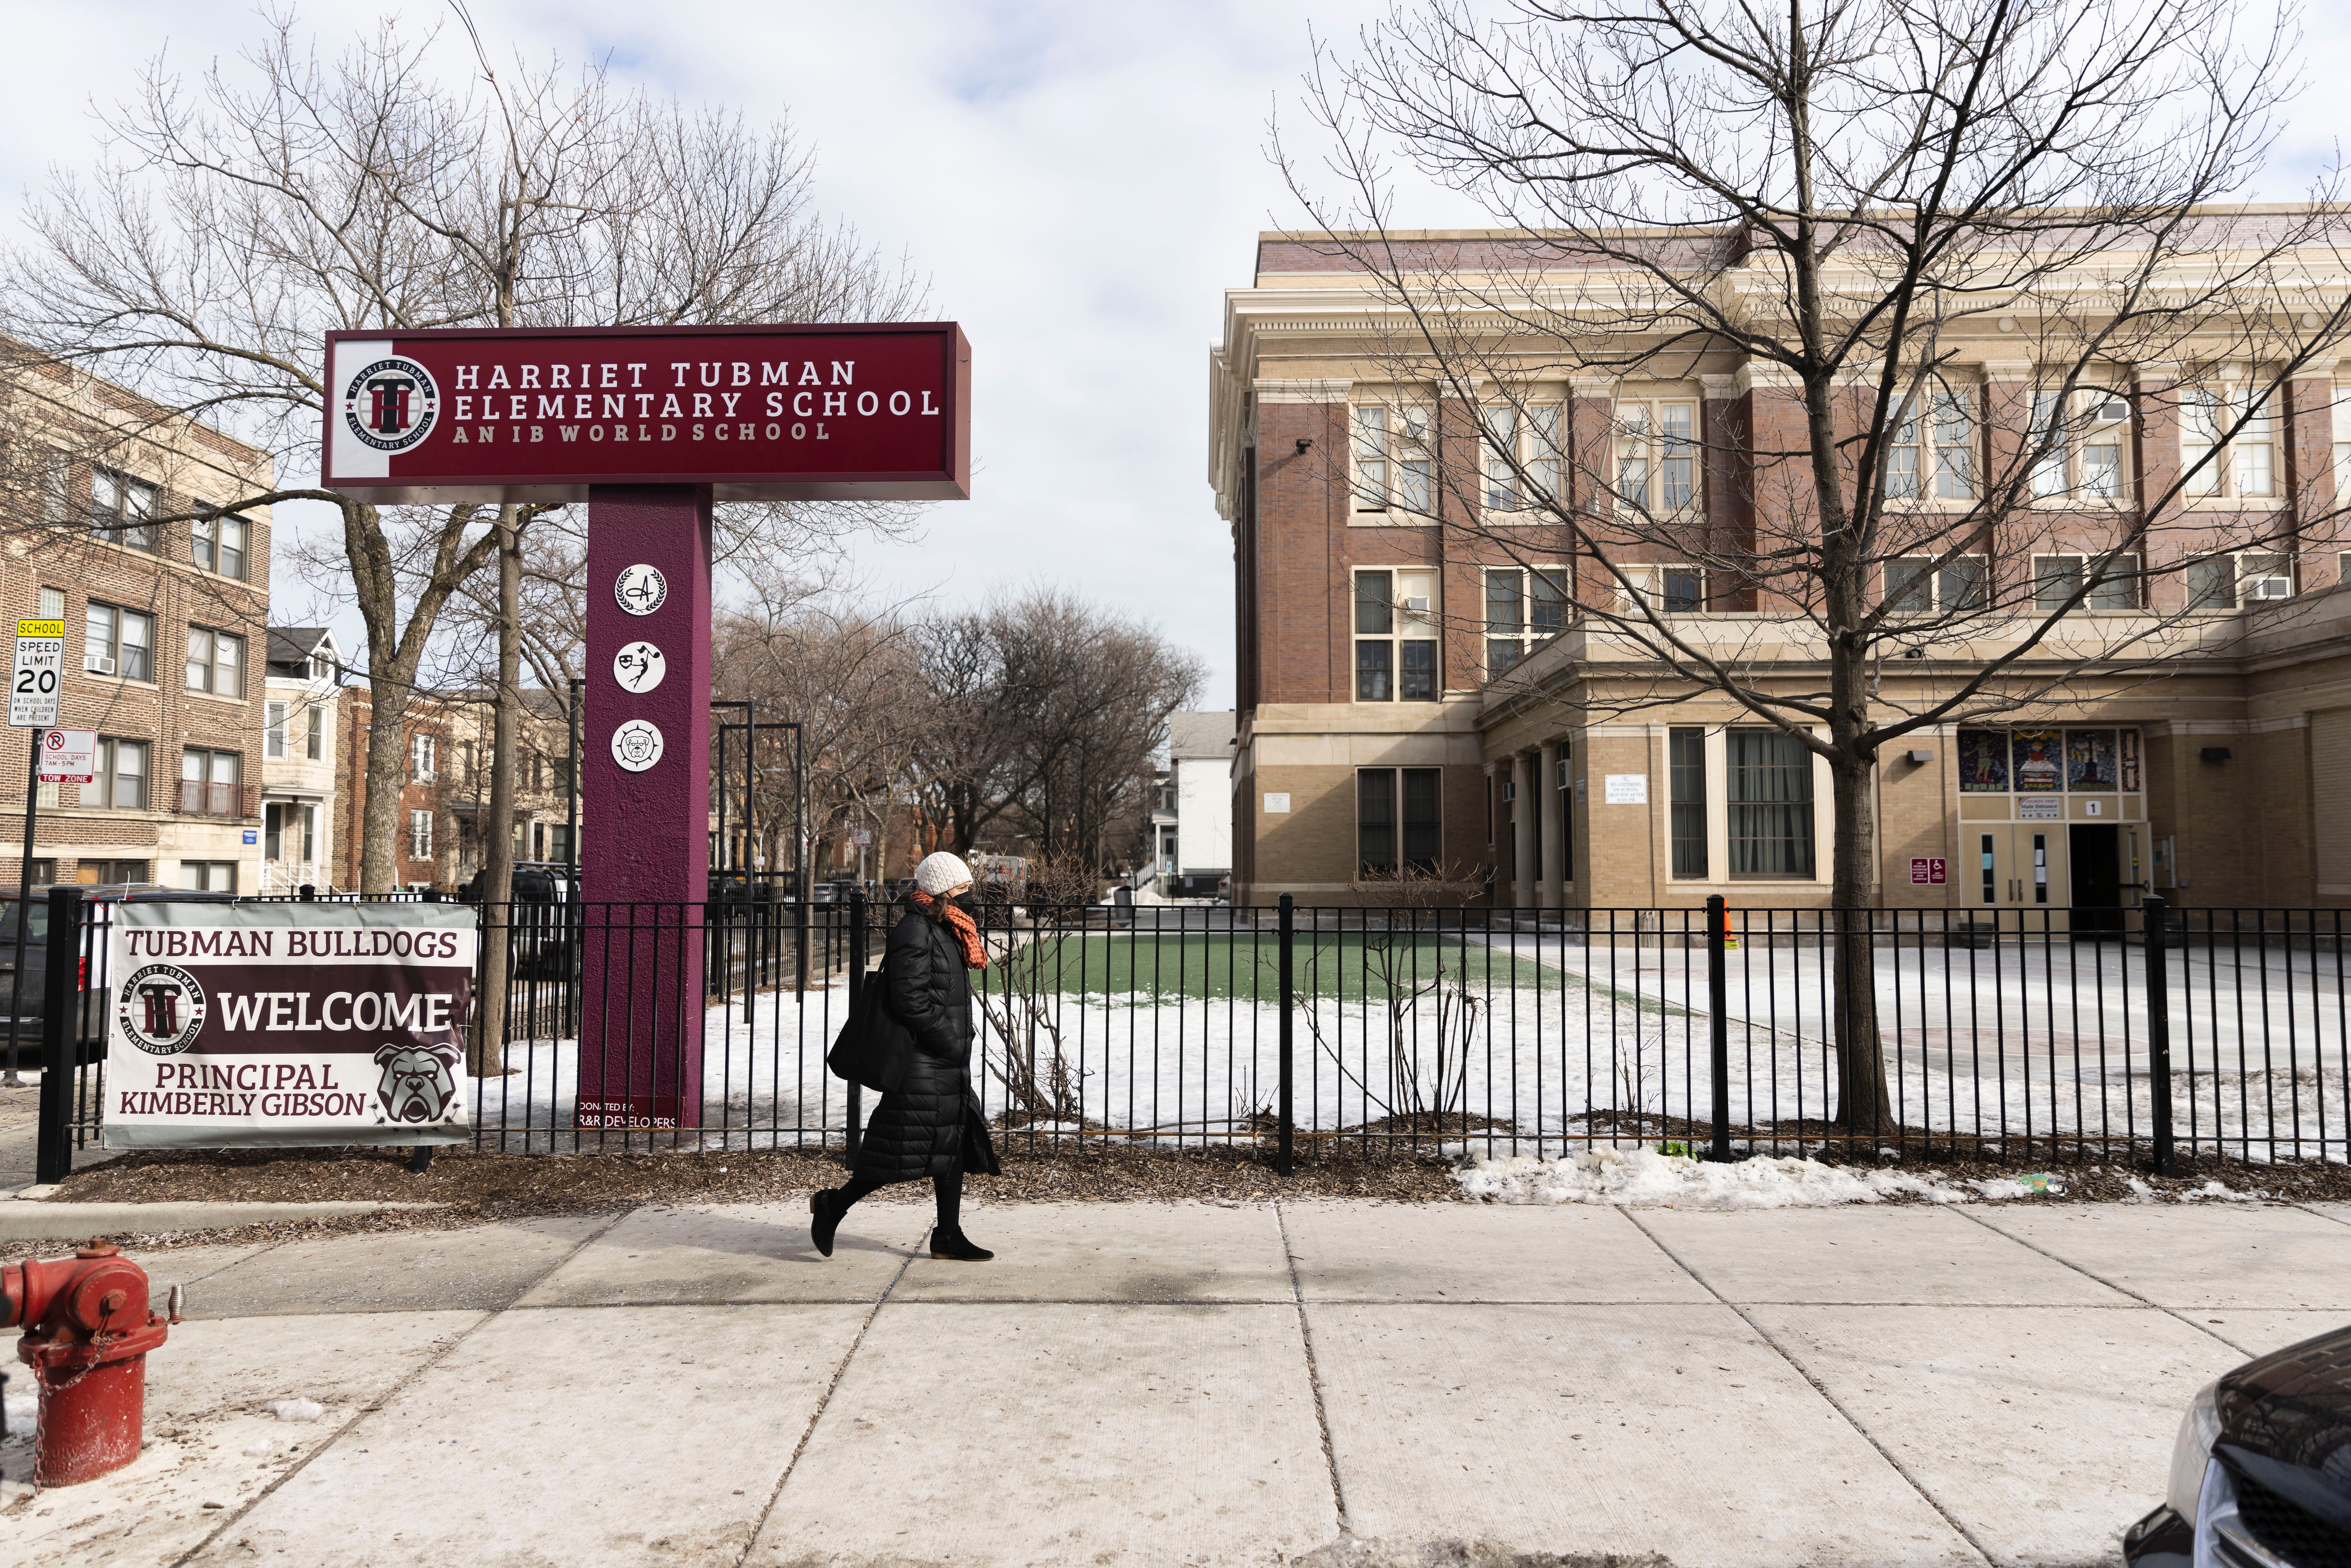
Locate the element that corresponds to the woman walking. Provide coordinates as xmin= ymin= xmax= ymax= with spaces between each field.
xmin=811 ymin=851 xmax=1001 ymax=1261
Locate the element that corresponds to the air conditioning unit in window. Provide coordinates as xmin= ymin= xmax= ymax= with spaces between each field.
xmin=2250 ymin=574 xmax=2294 ymax=600
xmin=1500 ymin=781 xmax=1515 ymax=801
xmin=2089 ymin=398 xmax=2131 ymax=425
xmin=87 ymin=656 xmax=115 ymax=675
xmin=1556 ymin=758 xmax=1571 ymax=788
xmin=1403 ymin=596 xmax=1430 ymax=613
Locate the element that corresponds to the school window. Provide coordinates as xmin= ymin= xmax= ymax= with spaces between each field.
xmin=307 ymin=706 xmax=325 ymax=760
xmin=1358 ymin=767 xmax=1441 ymax=873
xmin=2032 ymin=554 xmax=2142 ymax=611
xmin=89 ymin=738 xmax=149 ymax=810
xmin=88 ymin=467 xmax=159 ymax=551
xmin=1727 ymin=730 xmax=1815 ymax=878
xmin=2030 ymin=388 xmax=2132 ymax=500
xmin=1669 ymin=728 xmax=1707 ymax=879
xmin=1485 ymin=567 xmax=1565 ymax=676
xmin=1477 ymin=403 xmax=1564 ymax=514
xmin=1354 ymin=569 xmax=1438 ymax=702
xmin=1882 ymin=386 xmax=1976 ymax=500
xmin=2182 ymin=380 xmax=2277 ymax=498
xmin=2188 ymin=551 xmax=2293 ymax=610
xmin=1626 ymin=564 xmax=1705 ymax=613
xmin=1352 ymin=404 xmax=1433 ymax=514
xmin=84 ymin=602 xmax=153 ymax=681
xmin=410 ymin=809 xmax=434 ymax=859
xmin=1884 ymin=555 xmax=1988 ymax=612
xmin=180 ymin=748 xmax=241 ymax=815
xmin=1615 ymin=399 xmax=1698 ymax=513
xmin=411 ymin=733 xmax=437 ymax=782
xmin=186 ymin=627 xmax=244 ymax=697
xmin=180 ymin=861 xmax=237 ymax=893
xmin=191 ymin=512 xmax=250 ymax=579
xmin=265 ymin=701 xmax=287 ymax=758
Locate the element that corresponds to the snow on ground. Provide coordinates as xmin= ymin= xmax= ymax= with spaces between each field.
xmin=463 ymin=926 xmax=2351 ymax=1160
xmin=1450 ymin=1147 xmax=2056 ymax=1208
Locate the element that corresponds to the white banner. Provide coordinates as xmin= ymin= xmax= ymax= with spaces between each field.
xmin=103 ymin=901 xmax=478 ymax=1149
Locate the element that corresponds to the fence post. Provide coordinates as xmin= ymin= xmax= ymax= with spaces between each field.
xmin=1277 ymin=894 xmax=1294 ymax=1177
xmin=1705 ymin=894 xmax=1731 ymax=1162
xmin=2142 ymin=893 xmax=2175 ymax=1177
xmin=33 ymin=886 xmax=83 ymax=1186
xmin=845 ymin=892 xmax=868 ymax=1167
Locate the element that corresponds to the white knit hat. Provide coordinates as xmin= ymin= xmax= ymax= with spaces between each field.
xmin=914 ymin=851 xmax=974 ymax=896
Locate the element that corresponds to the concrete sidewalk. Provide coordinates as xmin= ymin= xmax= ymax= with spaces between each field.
xmin=7 ymin=1196 xmax=2351 ymax=1568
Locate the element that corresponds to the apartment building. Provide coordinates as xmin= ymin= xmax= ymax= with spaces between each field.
xmin=0 ymin=354 xmax=271 ymax=891
xmin=332 ymin=686 xmax=452 ymax=892
xmin=1210 ymin=220 xmax=2351 ymax=913
xmin=259 ymin=628 xmax=343 ymax=894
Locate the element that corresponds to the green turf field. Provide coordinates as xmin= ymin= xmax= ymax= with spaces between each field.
xmin=982 ymin=931 xmax=1572 ymax=1002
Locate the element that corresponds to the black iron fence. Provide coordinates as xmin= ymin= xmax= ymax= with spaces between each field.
xmin=33 ymin=890 xmax=2351 ymax=1179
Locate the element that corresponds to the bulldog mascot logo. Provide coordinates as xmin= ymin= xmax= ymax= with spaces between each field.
xmin=374 ymin=1043 xmax=459 ymax=1123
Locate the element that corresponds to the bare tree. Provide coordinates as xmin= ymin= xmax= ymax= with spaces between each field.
xmin=1279 ymin=0 xmax=2351 ymax=1129
xmin=3 ymin=11 xmax=925 ymax=900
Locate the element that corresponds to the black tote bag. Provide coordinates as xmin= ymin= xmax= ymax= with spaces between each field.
xmin=826 ymin=953 xmax=914 ymax=1094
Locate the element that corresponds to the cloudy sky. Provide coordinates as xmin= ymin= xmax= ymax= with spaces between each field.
xmin=0 ymin=0 xmax=1472 ymax=712
xmin=2 ymin=1 xmax=2346 ymax=714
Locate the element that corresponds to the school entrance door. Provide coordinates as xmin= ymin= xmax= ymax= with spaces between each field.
xmin=1971 ymin=823 xmax=2067 ymax=917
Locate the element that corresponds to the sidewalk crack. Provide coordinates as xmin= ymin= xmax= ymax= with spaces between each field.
xmin=1621 ymin=1209 xmax=1997 ymax=1568
xmin=1277 ymin=1200 xmax=1349 ymax=1537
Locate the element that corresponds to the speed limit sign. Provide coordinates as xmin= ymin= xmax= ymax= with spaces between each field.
xmin=9 ymin=618 xmax=63 ymax=728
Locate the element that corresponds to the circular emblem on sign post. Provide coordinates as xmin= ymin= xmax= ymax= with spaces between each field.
xmin=615 ymin=565 xmax=668 ymax=616
xmin=341 ymin=356 xmax=440 ymax=453
xmin=612 ymin=641 xmax=666 ymax=693
xmin=117 ymin=963 xmax=207 ymax=1057
xmin=611 ymin=719 xmax=665 ymax=772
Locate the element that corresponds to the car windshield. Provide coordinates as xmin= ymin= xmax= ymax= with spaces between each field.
xmin=0 ymin=900 xmax=51 ymax=944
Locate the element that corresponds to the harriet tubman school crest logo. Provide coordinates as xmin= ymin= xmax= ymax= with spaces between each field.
xmin=118 ymin=963 xmax=207 ymax=1056
xmin=342 ymin=355 xmax=439 ymax=453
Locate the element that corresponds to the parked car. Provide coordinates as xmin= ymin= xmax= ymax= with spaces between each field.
xmin=0 ymin=884 xmax=236 ymax=1066
xmin=2125 ymin=1321 xmax=2351 ymax=1567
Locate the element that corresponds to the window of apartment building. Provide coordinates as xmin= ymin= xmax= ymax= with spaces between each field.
xmin=2033 ymin=553 xmax=2142 ymax=611
xmin=548 ymin=825 xmax=573 ymax=864
xmin=181 ymin=861 xmax=237 ymax=893
xmin=2187 ymin=551 xmax=2293 ymax=609
xmin=2031 ymin=388 xmax=2131 ymax=500
xmin=307 ymin=706 xmax=325 ymax=760
xmin=1884 ymin=554 xmax=1987 ymax=613
xmin=77 ymin=859 xmax=147 ymax=886
xmin=1616 ymin=399 xmax=1698 ymax=513
xmin=1625 ymin=563 xmax=1705 ymax=613
xmin=1727 ymin=729 xmax=1815 ymax=878
xmin=1485 ymin=567 xmax=1565 ymax=675
xmin=1669 ymin=727 xmax=1707 ymax=879
xmin=266 ymin=701 xmax=287 ymax=758
xmin=1882 ymin=387 xmax=1976 ymax=500
xmin=411 ymin=809 xmax=434 ymax=859
xmin=2182 ymin=379 xmax=2277 ymax=498
xmin=190 ymin=512 xmax=249 ymax=579
xmin=20 ymin=859 xmax=53 ymax=886
xmin=84 ymin=603 xmax=153 ymax=681
xmin=180 ymin=748 xmax=241 ymax=815
xmin=1352 ymin=404 xmax=1433 ymax=514
xmin=36 ymin=588 xmax=63 ymax=621
xmin=1354 ymin=568 xmax=1438 ymax=701
xmin=89 ymin=738 xmax=148 ymax=810
xmin=411 ymin=734 xmax=437 ymax=782
xmin=1358 ymin=767 xmax=1441 ymax=873
xmin=186 ymin=628 xmax=244 ymax=697
xmin=89 ymin=467 xmax=159 ymax=551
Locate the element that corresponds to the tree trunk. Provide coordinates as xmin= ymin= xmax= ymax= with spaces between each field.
xmin=472 ymin=505 xmax=522 ymax=1077
xmin=360 ymin=679 xmax=418 ymax=896
xmin=1827 ymin=752 xmax=1892 ymax=1134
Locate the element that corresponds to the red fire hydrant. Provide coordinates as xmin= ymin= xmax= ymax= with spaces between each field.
xmin=5 ymin=1240 xmax=175 ymax=1486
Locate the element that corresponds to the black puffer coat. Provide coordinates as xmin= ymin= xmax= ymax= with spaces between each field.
xmin=850 ymin=901 xmax=1001 ymax=1183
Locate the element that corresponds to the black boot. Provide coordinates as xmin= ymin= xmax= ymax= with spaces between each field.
xmin=810 ymin=1189 xmax=844 ymax=1258
xmin=928 ymin=1226 xmax=993 ymax=1262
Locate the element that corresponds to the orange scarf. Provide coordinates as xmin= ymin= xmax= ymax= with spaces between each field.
xmin=912 ymin=890 xmax=988 ymax=969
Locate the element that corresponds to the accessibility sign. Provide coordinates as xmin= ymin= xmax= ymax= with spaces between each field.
xmin=8 ymin=619 xmax=62 ymax=728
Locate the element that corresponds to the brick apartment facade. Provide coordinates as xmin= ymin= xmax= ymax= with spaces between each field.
xmin=0 ymin=355 xmax=272 ymax=891
xmin=1211 ymin=220 xmax=2351 ymax=914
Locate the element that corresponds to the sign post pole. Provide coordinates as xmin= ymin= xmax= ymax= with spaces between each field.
xmin=4 ymin=618 xmax=63 ymax=1087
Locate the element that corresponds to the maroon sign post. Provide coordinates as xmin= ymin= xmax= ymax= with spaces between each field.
xmin=324 ymin=323 xmax=969 ymax=1132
